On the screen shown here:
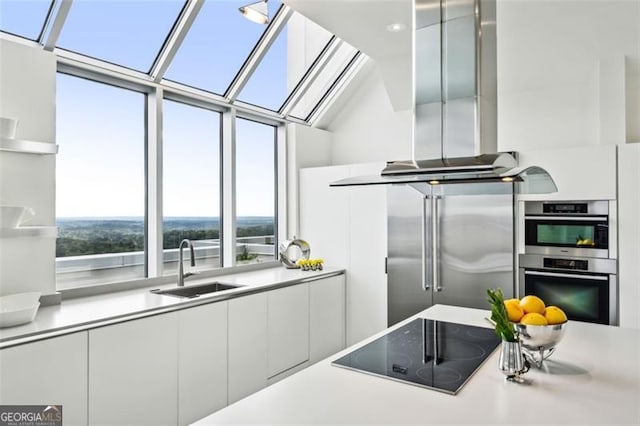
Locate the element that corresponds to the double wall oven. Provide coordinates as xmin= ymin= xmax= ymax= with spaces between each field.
xmin=520 ymin=201 xmax=618 ymax=325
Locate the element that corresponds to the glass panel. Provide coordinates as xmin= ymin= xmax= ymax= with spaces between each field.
xmin=237 ymin=12 xmax=333 ymax=111
xmin=56 ymin=74 xmax=145 ymax=289
xmin=164 ymin=0 xmax=282 ymax=95
xmin=0 ymin=0 xmax=52 ymax=41
xmin=537 ymin=224 xmax=595 ymax=245
xmin=525 ymin=274 xmax=609 ymax=324
xmin=163 ymin=99 xmax=221 ymax=275
xmin=289 ymin=42 xmax=358 ymax=120
xmin=235 ymin=118 xmax=276 ymax=265
xmin=56 ymin=0 xmax=186 ymax=72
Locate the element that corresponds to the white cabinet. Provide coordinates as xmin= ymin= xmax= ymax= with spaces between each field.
xmin=618 ymin=143 xmax=640 ymax=329
xmin=178 ymin=302 xmax=228 ymax=425
xmin=309 ymin=274 xmax=346 ymax=364
xmin=300 ymin=163 xmax=387 ymax=345
xmin=0 ymin=332 xmax=88 ymax=426
xmin=267 ymin=283 xmax=309 ymax=378
xmin=227 ymin=292 xmax=268 ymax=404
xmin=88 ymin=313 xmax=179 ymax=426
xmin=515 ymin=146 xmax=617 ymax=201
xmin=0 ymin=275 xmax=346 ymax=426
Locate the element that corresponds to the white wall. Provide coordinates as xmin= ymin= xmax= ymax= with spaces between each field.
xmin=0 ymin=38 xmax=57 ymax=297
xmin=326 ymin=66 xmax=412 ymax=165
xmin=286 ymin=123 xmax=332 ymax=238
xmin=497 ymin=0 xmax=640 ymax=150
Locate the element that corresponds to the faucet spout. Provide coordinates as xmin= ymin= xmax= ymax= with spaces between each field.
xmin=178 ymin=239 xmax=196 ymax=287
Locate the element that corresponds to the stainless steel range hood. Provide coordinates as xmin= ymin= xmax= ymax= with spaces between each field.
xmin=331 ymin=0 xmax=556 ymax=194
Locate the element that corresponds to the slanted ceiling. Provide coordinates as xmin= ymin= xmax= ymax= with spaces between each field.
xmin=284 ymin=0 xmax=412 ymax=112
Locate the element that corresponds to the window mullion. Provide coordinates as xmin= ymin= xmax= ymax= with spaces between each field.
xmin=225 ymin=5 xmax=293 ymax=102
xmin=150 ymin=0 xmax=204 ymax=82
xmin=279 ymin=37 xmax=342 ymax=117
xmin=221 ymin=109 xmax=237 ymax=267
xmin=276 ymin=124 xmax=287 ymax=249
xmin=146 ymin=88 xmax=164 ymax=277
xmin=41 ymin=0 xmax=73 ymax=51
xmin=308 ymin=52 xmax=367 ymax=125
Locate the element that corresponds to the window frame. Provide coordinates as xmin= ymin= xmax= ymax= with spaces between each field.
xmin=54 ymin=67 xmax=287 ymax=293
xmin=55 ymin=71 xmax=149 ymax=289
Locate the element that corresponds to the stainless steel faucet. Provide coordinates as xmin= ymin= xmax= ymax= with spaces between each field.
xmin=178 ymin=239 xmax=196 ymax=287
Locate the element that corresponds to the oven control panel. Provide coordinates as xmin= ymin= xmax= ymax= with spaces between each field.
xmin=543 ymin=257 xmax=588 ymax=271
xmin=542 ymin=203 xmax=588 ymax=214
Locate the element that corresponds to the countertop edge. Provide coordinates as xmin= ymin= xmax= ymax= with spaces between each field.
xmin=0 ymin=267 xmax=345 ymax=349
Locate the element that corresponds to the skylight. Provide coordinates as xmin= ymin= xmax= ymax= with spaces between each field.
xmin=164 ymin=0 xmax=282 ymax=96
xmin=237 ymin=12 xmax=333 ymax=112
xmin=290 ymin=42 xmax=359 ymax=121
xmin=56 ymin=0 xmax=187 ymax=72
xmin=0 ymin=0 xmax=52 ymax=41
xmin=0 ymin=0 xmax=361 ymax=124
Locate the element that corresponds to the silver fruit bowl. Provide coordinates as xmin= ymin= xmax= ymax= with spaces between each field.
xmin=514 ymin=322 xmax=567 ymax=368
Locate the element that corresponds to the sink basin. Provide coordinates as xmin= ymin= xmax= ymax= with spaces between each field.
xmin=151 ymin=282 xmax=243 ymax=298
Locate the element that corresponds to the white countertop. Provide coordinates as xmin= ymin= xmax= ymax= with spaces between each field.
xmin=0 ymin=266 xmax=344 ymax=348
xmin=194 ymin=304 xmax=640 ymax=425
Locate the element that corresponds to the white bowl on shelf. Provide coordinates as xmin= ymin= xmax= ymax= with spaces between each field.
xmin=0 ymin=292 xmax=41 ymax=328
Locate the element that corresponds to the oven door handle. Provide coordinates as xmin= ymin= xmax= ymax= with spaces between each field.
xmin=524 ymin=270 xmax=609 ymax=281
xmin=525 ymin=216 xmax=608 ymax=222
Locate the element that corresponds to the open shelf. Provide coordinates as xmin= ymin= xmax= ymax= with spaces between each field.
xmin=0 ymin=226 xmax=58 ymax=238
xmin=0 ymin=137 xmax=58 ymax=155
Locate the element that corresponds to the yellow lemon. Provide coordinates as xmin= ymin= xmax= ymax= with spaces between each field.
xmin=544 ymin=306 xmax=568 ymax=324
xmin=520 ymin=312 xmax=548 ymax=326
xmin=520 ymin=295 xmax=546 ymax=314
xmin=504 ymin=299 xmax=524 ymax=322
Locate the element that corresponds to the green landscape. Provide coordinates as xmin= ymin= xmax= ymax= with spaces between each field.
xmin=56 ymin=217 xmax=274 ymax=257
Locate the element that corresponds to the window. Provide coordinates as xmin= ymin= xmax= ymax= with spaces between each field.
xmin=236 ymin=23 xmax=288 ymax=111
xmin=56 ymin=74 xmax=145 ymax=289
xmin=162 ymin=99 xmax=221 ymax=275
xmin=0 ymin=0 xmax=52 ymax=41
xmin=56 ymin=0 xmax=186 ymax=72
xmin=235 ymin=118 xmax=277 ymax=264
xmin=237 ymin=12 xmax=333 ymax=111
xmin=44 ymin=0 xmax=361 ymax=291
xmin=163 ymin=0 xmax=282 ymax=95
xmin=289 ymin=43 xmax=359 ymax=120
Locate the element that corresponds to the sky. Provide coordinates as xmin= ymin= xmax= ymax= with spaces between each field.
xmin=56 ymin=73 xmax=276 ymax=218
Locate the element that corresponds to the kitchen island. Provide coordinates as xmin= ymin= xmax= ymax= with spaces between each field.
xmin=194 ymin=304 xmax=640 ymax=425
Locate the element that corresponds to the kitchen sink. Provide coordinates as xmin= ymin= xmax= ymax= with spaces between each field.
xmin=151 ymin=282 xmax=243 ymax=298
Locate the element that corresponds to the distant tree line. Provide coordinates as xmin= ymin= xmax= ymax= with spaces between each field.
xmin=56 ymin=219 xmax=274 ymax=257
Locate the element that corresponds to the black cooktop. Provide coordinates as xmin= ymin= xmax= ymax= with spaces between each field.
xmin=332 ymin=318 xmax=500 ymax=394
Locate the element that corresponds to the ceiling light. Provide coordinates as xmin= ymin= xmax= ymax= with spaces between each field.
xmin=428 ymin=180 xmax=440 ymax=185
xmin=239 ymin=0 xmax=269 ymax=25
xmin=501 ymin=176 xmax=514 ymax=182
xmin=386 ymin=23 xmax=406 ymax=33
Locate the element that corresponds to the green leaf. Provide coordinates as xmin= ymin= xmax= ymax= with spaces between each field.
xmin=487 ymin=288 xmax=517 ymax=342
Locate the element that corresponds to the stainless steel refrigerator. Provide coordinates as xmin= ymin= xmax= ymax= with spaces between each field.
xmin=387 ymin=183 xmax=515 ymax=325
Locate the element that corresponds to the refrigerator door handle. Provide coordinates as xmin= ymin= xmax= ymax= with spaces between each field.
xmin=433 ymin=196 xmax=442 ymax=292
xmin=422 ymin=196 xmax=431 ymax=291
